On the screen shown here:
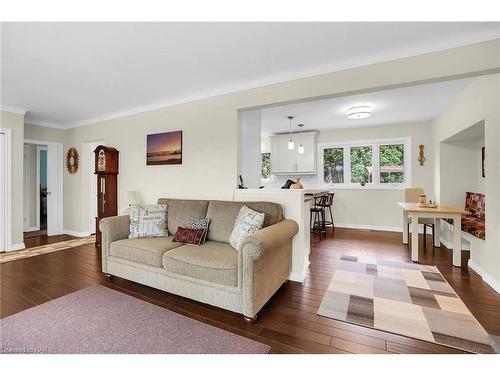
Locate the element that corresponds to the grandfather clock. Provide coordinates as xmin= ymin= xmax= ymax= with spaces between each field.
xmin=94 ymin=146 xmax=119 ymax=246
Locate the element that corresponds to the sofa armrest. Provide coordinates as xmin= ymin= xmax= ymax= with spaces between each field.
xmin=239 ymin=219 xmax=298 ymax=318
xmin=99 ymin=215 xmax=130 ymax=271
xmin=240 ymin=219 xmax=298 ymax=259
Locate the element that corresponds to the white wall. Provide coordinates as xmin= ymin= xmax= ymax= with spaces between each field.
xmin=1 ymin=110 xmax=25 ymax=248
xmin=440 ymin=137 xmax=485 ymax=208
xmin=432 ymin=73 xmax=500 ymax=289
xmin=239 ymin=110 xmax=262 ymax=188
xmin=15 ymin=39 xmax=500 ymax=238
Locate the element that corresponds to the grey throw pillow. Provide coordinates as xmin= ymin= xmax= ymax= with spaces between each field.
xmin=185 ymin=216 xmax=210 ymax=243
xmin=129 ymin=204 xmax=168 ymax=239
xmin=229 ymin=206 xmax=265 ymax=251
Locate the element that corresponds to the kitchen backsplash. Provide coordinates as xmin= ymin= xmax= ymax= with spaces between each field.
xmin=263 ymin=174 xmax=325 ymax=189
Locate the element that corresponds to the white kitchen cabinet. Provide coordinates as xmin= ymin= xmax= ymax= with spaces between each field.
xmin=270 ymin=131 xmax=317 ymax=174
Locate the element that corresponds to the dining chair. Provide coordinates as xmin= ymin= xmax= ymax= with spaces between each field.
xmin=404 ymin=187 xmax=435 ymax=247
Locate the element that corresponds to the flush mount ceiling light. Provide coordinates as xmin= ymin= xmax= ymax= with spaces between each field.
xmin=287 ymin=115 xmax=295 ymax=150
xmin=346 ymin=106 xmax=372 ymax=120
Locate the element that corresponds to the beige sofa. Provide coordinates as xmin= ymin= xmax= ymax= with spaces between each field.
xmin=99 ymin=198 xmax=298 ymax=321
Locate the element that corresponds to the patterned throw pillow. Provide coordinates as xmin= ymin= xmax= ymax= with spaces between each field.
xmin=173 ymin=227 xmax=206 ymax=246
xmin=129 ymin=204 xmax=168 ymax=239
xmin=229 ymin=206 xmax=265 ymax=251
xmin=185 ymin=216 xmax=210 ymax=243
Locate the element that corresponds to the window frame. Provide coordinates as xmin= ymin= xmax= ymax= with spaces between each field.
xmin=318 ymin=137 xmax=412 ymax=190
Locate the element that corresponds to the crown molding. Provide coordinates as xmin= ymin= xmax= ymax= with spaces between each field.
xmin=0 ymin=106 xmax=27 ymax=115
xmin=25 ymin=119 xmax=68 ymax=130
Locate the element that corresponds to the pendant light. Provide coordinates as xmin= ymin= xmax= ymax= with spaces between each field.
xmin=297 ymin=123 xmax=305 ymax=154
xmin=287 ymin=116 xmax=295 ymax=150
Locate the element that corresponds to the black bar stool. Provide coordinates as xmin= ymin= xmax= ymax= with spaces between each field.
xmin=321 ymin=192 xmax=335 ymax=237
xmin=310 ymin=195 xmax=327 ymax=239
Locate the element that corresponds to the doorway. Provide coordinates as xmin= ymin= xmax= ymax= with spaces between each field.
xmin=38 ymin=146 xmax=48 ymax=231
xmin=23 ymin=144 xmax=48 ymax=234
xmin=23 ymin=139 xmax=64 ymax=237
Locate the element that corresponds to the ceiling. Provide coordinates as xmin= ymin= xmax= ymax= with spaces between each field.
xmin=1 ymin=22 xmax=499 ymax=128
xmin=260 ymin=78 xmax=474 ymax=136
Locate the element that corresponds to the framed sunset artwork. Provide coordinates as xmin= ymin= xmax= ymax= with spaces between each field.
xmin=146 ymin=131 xmax=183 ymax=165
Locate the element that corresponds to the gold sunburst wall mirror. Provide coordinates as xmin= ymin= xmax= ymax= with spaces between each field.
xmin=66 ymin=147 xmax=79 ymax=174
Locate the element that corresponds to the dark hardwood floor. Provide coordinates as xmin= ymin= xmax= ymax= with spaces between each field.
xmin=2 ymin=228 xmax=499 ymax=354
xmin=23 ymin=232 xmax=77 ymax=249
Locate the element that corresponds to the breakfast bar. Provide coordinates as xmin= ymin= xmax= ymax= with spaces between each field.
xmin=233 ymin=189 xmax=329 ymax=282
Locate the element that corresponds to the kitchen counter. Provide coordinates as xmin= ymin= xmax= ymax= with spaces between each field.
xmin=233 ymin=188 xmax=328 ymax=282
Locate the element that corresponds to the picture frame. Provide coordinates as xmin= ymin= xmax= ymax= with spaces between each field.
xmin=146 ymin=131 xmax=183 ymax=165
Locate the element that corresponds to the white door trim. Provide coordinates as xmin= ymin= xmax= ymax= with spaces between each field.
xmin=23 ymin=144 xmax=30 ymax=231
xmin=25 ymin=139 xmax=64 ymax=235
xmin=0 ymin=128 xmax=12 ymax=252
xmin=36 ymin=145 xmax=47 ymax=231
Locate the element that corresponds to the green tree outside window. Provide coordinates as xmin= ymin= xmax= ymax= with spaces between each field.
xmin=323 ymin=148 xmax=344 ymax=183
xmin=351 ymin=146 xmax=372 ymax=184
xmin=379 ymin=144 xmax=405 ymax=183
xmin=261 ymin=152 xmax=271 ymax=179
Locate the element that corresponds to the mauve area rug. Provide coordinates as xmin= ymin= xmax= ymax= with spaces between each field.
xmin=318 ymin=255 xmax=497 ymax=354
xmin=0 ymin=286 xmax=270 ymax=354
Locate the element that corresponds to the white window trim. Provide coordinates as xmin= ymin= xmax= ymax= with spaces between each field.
xmin=317 ymin=137 xmax=412 ymax=190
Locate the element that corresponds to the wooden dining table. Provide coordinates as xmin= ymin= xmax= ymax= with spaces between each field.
xmin=397 ymin=202 xmax=469 ymax=267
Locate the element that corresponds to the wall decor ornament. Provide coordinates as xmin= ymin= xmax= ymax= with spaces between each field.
xmin=146 ymin=131 xmax=183 ymax=165
xmin=418 ymin=144 xmax=426 ymax=166
xmin=66 ymin=147 xmax=79 ymax=174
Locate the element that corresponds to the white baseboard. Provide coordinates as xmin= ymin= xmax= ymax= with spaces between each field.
xmin=63 ymin=229 xmax=92 ymax=237
xmin=289 ymin=261 xmax=310 ymax=283
xmin=336 ymin=223 xmax=401 ymax=232
xmin=24 ymin=226 xmax=40 ymax=232
xmin=335 ymin=222 xmax=430 ymax=234
xmin=468 ymin=259 xmax=500 ymax=295
xmin=439 ymin=236 xmax=470 ymax=251
xmin=7 ymin=242 xmax=26 ymax=252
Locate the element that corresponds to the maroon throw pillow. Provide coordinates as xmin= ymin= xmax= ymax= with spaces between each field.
xmin=173 ymin=227 xmax=206 ymax=246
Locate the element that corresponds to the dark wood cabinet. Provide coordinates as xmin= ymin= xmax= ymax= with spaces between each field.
xmin=94 ymin=145 xmax=119 ymax=246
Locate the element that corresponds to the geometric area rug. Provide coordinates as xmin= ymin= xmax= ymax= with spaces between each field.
xmin=0 ymin=286 xmax=270 ymax=354
xmin=317 ymin=255 xmax=497 ymax=354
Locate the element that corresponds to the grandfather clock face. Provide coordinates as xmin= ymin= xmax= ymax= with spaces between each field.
xmin=97 ymin=149 xmax=106 ymax=172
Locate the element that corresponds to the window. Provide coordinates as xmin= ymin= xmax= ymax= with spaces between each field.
xmin=323 ymin=147 xmax=343 ymax=183
xmin=379 ymin=144 xmax=405 ymax=183
xmin=319 ymin=138 xmax=411 ymax=188
xmin=350 ymin=146 xmax=372 ymax=184
xmin=261 ymin=152 xmax=271 ymax=179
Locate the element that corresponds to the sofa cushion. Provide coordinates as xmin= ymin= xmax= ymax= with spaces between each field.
xmin=229 ymin=206 xmax=265 ymax=251
xmin=110 ymin=237 xmax=182 ymax=267
xmin=162 ymin=241 xmax=238 ymax=286
xmin=157 ymin=198 xmax=209 ymax=234
xmin=443 ymin=216 xmax=485 ymax=240
xmin=461 ymin=216 xmax=485 ymax=240
xmin=172 ymin=227 xmax=206 ymax=246
xmin=129 ymin=204 xmax=168 ymax=239
xmin=205 ymin=200 xmax=283 ymax=243
xmin=465 ymin=192 xmax=485 ymax=220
